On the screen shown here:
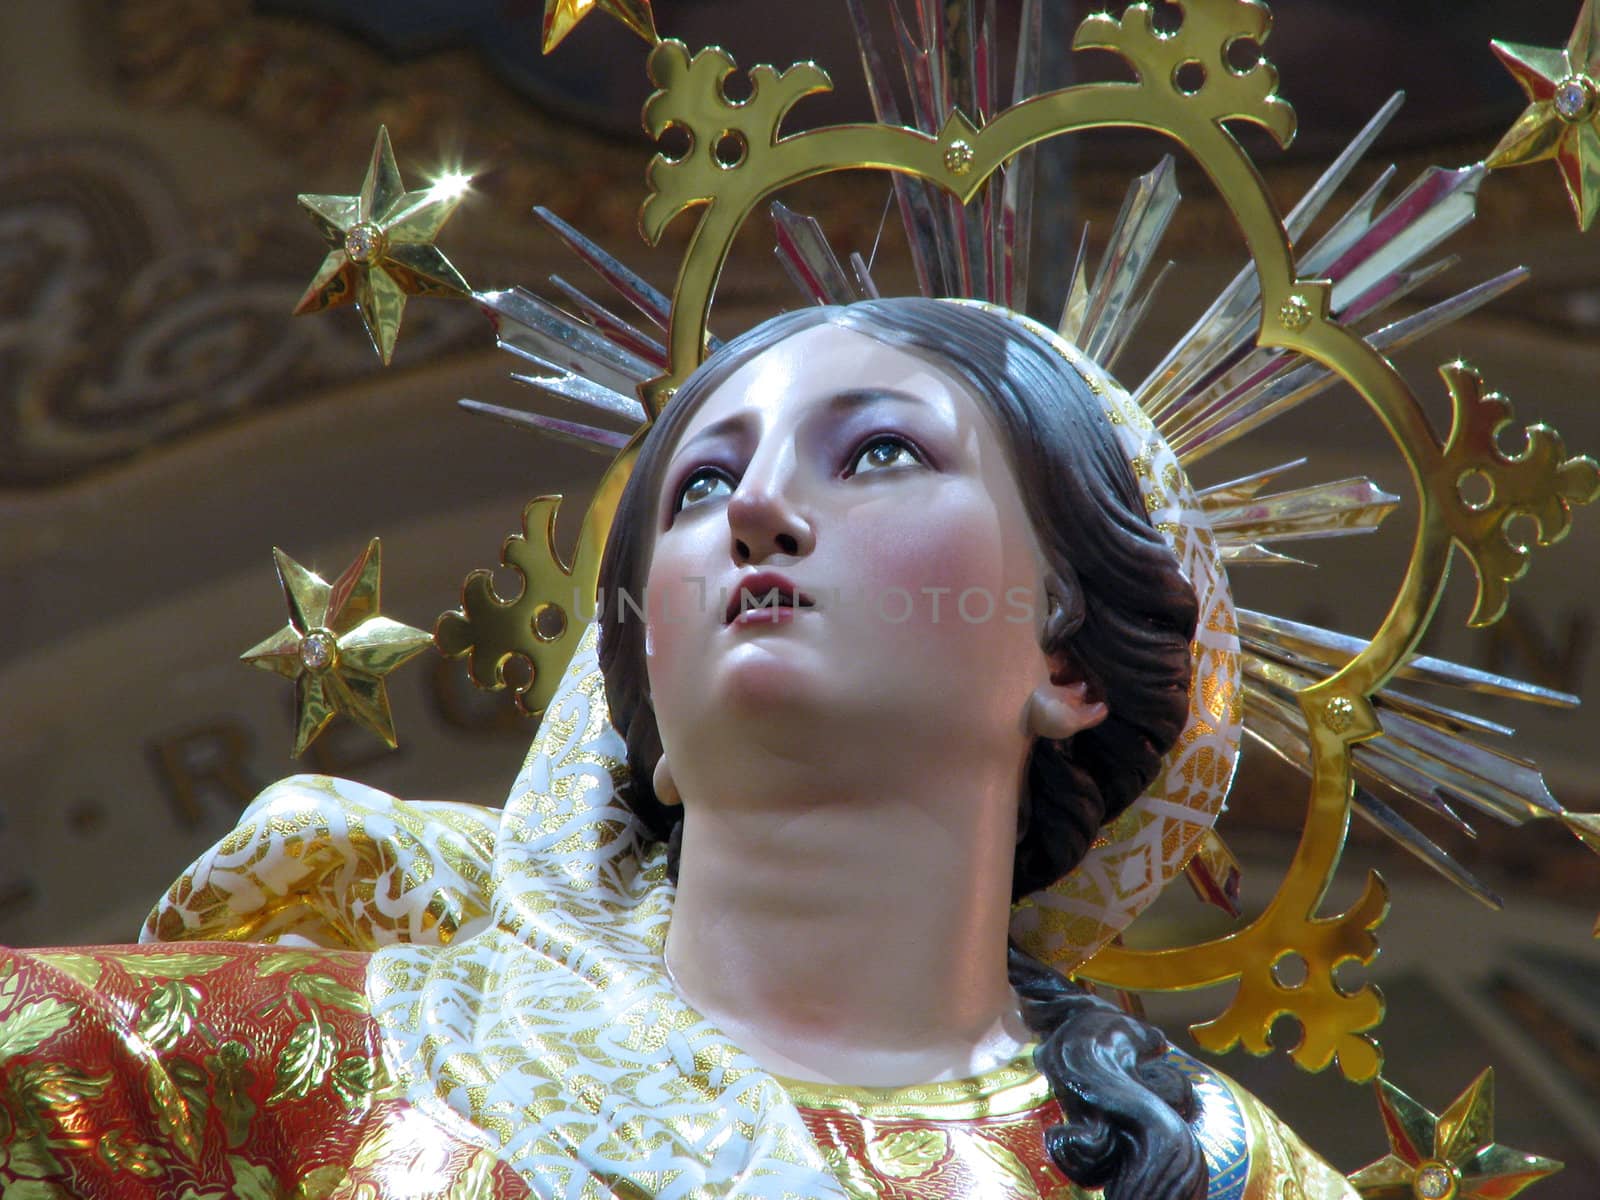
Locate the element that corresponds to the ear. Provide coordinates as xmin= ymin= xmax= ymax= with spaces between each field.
xmin=652 ymin=755 xmax=683 ymax=807
xmin=1027 ymin=677 xmax=1108 ymax=741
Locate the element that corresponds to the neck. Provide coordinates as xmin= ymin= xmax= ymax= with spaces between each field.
xmin=662 ymin=737 xmax=1029 ymax=1087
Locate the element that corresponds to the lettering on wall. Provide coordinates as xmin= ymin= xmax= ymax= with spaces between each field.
xmin=300 ymin=706 xmax=406 ymax=776
xmin=146 ymin=721 xmax=260 ymax=829
xmin=137 ymin=662 xmax=529 ymax=840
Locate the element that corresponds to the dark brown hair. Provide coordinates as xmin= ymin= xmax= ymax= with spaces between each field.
xmin=597 ymin=298 xmax=1205 ymax=1199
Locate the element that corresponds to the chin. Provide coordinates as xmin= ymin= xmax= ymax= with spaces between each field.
xmin=713 ymin=641 xmax=831 ymax=715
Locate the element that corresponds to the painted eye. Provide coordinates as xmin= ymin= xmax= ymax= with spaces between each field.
xmin=675 ymin=467 xmax=734 ymax=513
xmin=848 ymin=435 xmax=923 ymax=475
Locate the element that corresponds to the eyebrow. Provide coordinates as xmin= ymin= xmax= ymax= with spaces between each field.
xmin=674 ymin=387 xmax=930 ymax=454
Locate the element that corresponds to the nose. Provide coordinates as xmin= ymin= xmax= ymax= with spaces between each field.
xmin=726 ymin=448 xmax=815 ymax=563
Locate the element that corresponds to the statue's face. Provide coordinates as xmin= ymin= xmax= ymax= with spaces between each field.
xmin=639 ymin=322 xmax=1056 ymax=766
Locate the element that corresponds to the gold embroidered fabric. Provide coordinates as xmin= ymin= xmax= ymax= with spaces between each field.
xmin=783 ymin=1047 xmax=1357 ymax=1200
xmin=778 ymin=1049 xmax=1052 ymax=1122
xmin=146 ymin=627 xmax=1341 ymax=1198
xmin=0 ymin=943 xmax=534 ymax=1198
xmin=143 ymin=778 xmax=499 ymax=949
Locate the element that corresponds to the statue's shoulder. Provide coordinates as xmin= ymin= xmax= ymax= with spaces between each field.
xmin=144 ymin=773 xmax=501 ymax=950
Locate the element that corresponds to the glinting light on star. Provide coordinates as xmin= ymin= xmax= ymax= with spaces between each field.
xmin=293 ymin=127 xmax=473 ymax=364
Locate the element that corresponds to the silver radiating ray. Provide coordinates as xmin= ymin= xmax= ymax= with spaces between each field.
xmin=1282 ymin=91 xmax=1407 ymax=245
xmin=850 ymin=251 xmax=883 ymax=299
xmin=890 ymin=0 xmax=963 ymax=296
xmin=1236 ymin=608 xmax=1580 ymax=707
xmin=1156 ymin=182 xmax=1418 ymax=449
xmin=1173 ymin=267 xmax=1529 ymax=462
xmin=1372 ymin=706 xmax=1560 ymax=820
xmin=478 ymin=288 xmax=655 ymax=395
xmin=506 ymin=363 xmax=647 ymax=426
xmin=771 ymin=201 xmax=859 ymax=305
xmin=1374 ymin=687 xmax=1516 ymax=740
xmin=1100 ymin=259 xmax=1175 ymax=373
xmin=1056 ymin=223 xmax=1092 ymax=342
xmin=1136 ymin=94 xmax=1405 ymax=417
xmin=1175 ymin=165 xmax=1481 ymax=423
xmin=1352 ymin=724 xmax=1550 ymax=827
xmin=1218 ymin=544 xmax=1310 ymax=567
xmin=945 ymin=0 xmax=983 ymax=298
xmin=1339 ymin=255 xmax=1458 ymax=328
xmin=1001 ymin=0 xmax=1043 ymax=309
xmin=492 ymin=330 xmax=647 ymax=402
xmin=457 ymin=399 xmax=633 ymax=453
xmin=1349 ymin=786 xmax=1501 ymax=909
xmin=531 ymin=206 xmax=710 ymax=344
xmin=1157 ymin=156 xmax=1487 ymax=452
xmin=1205 ymin=476 xmax=1400 ymax=545
xmin=978 ymin=0 xmax=998 ymax=298
xmin=1362 ymin=755 xmax=1485 ymax=847
xmin=1066 ymin=157 xmax=1181 ymax=362
xmin=1241 ymin=691 xmax=1502 ymax=907
xmin=547 ymin=275 xmax=668 ymax=368
xmin=1160 ymin=341 xmax=1291 ymax=448
xmin=845 ymin=0 xmax=943 ymax=297
xmin=914 ymin=0 xmax=944 ymax=119
xmin=1297 ymin=166 xmax=1400 ymax=277
xmin=976 ymin=0 xmax=998 ymax=122
xmin=945 ymin=0 xmax=976 ymax=120
xmin=1245 ymin=660 xmax=1481 ymax=839
xmin=1354 ymin=749 xmax=1479 ymax=839
xmin=1242 ymin=649 xmax=1557 ymax=829
xmin=1197 ymin=458 xmax=1309 ymax=507
xmin=1324 ymin=165 xmax=1486 ymax=312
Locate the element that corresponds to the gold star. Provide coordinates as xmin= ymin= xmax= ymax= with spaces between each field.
xmin=1485 ymin=0 xmax=1600 ymax=231
xmin=541 ymin=0 xmax=658 ymax=54
xmin=242 ymin=539 xmax=433 ymax=757
xmin=293 ymin=127 xmax=471 ymax=364
xmin=1349 ymin=1070 xmax=1561 ymax=1200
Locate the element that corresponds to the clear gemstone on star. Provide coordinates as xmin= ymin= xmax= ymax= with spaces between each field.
xmin=1413 ymin=1163 xmax=1455 ymax=1200
xmin=1555 ymin=74 xmax=1596 ymax=122
xmin=300 ymin=630 xmax=338 ymax=673
xmin=344 ymin=222 xmax=386 ymax=264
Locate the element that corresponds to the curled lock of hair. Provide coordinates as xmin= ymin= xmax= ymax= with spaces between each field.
xmin=1010 ymin=945 xmax=1206 ymax=1200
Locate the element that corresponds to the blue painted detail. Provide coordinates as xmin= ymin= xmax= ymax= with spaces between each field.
xmin=1170 ymin=1051 xmax=1251 ymax=1200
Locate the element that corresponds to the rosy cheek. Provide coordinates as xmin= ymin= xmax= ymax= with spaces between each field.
xmin=848 ymin=492 xmax=1029 ymax=629
xmin=640 ymin=540 xmax=711 ymax=685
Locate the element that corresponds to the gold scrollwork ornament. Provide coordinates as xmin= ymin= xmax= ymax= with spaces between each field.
xmin=274 ymin=0 xmax=1600 ymax=1082
xmin=598 ymin=1 xmax=1594 ymax=1082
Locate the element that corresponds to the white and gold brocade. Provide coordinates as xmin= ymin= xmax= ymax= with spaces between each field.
xmin=144 ymin=777 xmax=499 ymax=948
xmin=145 ymin=624 xmax=1350 ymax=1199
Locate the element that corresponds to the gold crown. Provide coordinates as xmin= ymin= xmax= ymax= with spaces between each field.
xmin=260 ymin=0 xmax=1600 ymax=1085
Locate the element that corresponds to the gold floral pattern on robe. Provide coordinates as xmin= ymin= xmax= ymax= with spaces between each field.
xmin=0 ymin=943 xmax=531 ymax=1199
xmin=133 ymin=625 xmax=1354 ymax=1199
